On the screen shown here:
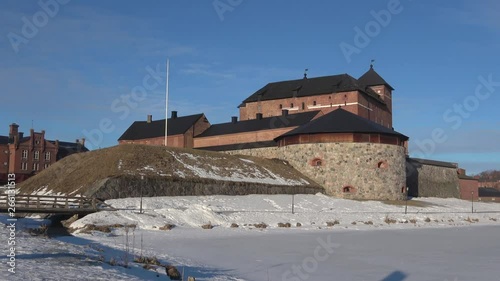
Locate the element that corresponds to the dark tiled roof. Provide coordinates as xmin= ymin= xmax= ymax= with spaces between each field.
xmin=358 ymin=66 xmax=394 ymax=90
xmin=240 ymin=74 xmax=385 ymax=105
xmin=458 ymin=174 xmax=478 ymax=180
xmin=197 ymin=141 xmax=277 ymax=151
xmin=48 ymin=140 xmax=89 ymax=160
xmin=118 ymin=114 xmax=205 ymax=141
xmin=276 ymin=108 xmax=408 ymax=140
xmin=0 ymin=136 xmax=9 ymax=145
xmin=196 ymin=111 xmax=320 ymax=138
xmin=478 ymin=187 xmax=500 ymax=197
xmin=407 ymin=157 xmax=458 ymax=169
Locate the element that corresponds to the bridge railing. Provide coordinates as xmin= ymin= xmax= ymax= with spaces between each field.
xmin=0 ymin=194 xmax=110 ymax=211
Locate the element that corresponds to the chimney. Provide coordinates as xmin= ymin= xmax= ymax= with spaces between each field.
xmin=147 ymin=114 xmax=152 ymax=123
xmin=9 ymin=123 xmax=19 ymax=141
xmin=171 ymin=111 xmax=178 ymax=119
xmin=231 ymin=116 xmax=238 ymax=124
xmin=282 ymin=109 xmax=289 ymax=116
xmin=256 ymin=113 xmax=263 ymax=120
xmin=18 ymin=132 xmax=24 ymax=139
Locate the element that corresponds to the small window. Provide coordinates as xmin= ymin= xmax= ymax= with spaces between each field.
xmin=22 ymin=150 xmax=28 ymax=159
xmin=291 ymin=103 xmax=294 ymax=108
xmin=44 ymin=163 xmax=50 ymax=169
xmin=34 ymin=151 xmax=40 ymax=160
xmin=377 ymin=160 xmax=388 ymax=169
xmin=279 ymin=104 xmax=283 ymax=109
xmin=45 ymin=152 xmax=50 ymax=161
xmin=313 ymin=101 xmax=317 ymax=106
xmin=302 ymin=102 xmax=305 ymax=110
xmin=311 ymin=158 xmax=323 ymax=167
xmin=21 ymin=162 xmax=28 ymax=170
xmin=32 ymin=163 xmax=39 ymax=171
xmin=343 ymin=186 xmax=356 ymax=193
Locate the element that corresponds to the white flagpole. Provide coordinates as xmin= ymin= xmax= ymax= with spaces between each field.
xmin=164 ymin=59 xmax=169 ymax=146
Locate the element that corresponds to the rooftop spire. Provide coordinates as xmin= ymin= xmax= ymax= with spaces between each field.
xmin=303 ymin=68 xmax=308 ymax=79
xmin=370 ymin=59 xmax=375 ymax=69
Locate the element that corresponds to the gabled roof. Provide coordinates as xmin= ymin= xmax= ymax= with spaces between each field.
xmin=118 ymin=114 xmax=205 ymax=141
xmin=240 ymin=74 xmax=385 ymax=106
xmin=358 ymin=66 xmax=394 ymax=90
xmin=197 ymin=111 xmax=320 ymax=138
xmin=275 ymin=108 xmax=408 ymax=140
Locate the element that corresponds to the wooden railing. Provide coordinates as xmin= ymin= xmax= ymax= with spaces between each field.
xmin=0 ymin=194 xmax=114 ymax=213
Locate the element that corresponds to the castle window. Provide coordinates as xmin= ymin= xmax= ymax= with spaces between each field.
xmin=377 ymin=160 xmax=388 ymax=169
xmin=32 ymin=163 xmax=39 ymax=171
xmin=44 ymin=163 xmax=50 ymax=169
xmin=279 ymin=104 xmax=283 ymax=109
xmin=310 ymin=158 xmax=323 ymax=167
xmin=34 ymin=151 xmax=39 ymax=160
xmin=21 ymin=162 xmax=28 ymax=170
xmin=343 ymin=186 xmax=356 ymax=193
xmin=313 ymin=101 xmax=317 ymax=106
xmin=45 ymin=152 xmax=51 ymax=161
xmin=302 ymin=102 xmax=305 ymax=110
xmin=290 ymin=103 xmax=294 ymax=108
xmin=22 ymin=150 xmax=28 ymax=159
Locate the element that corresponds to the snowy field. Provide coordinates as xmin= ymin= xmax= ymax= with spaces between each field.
xmin=1 ymin=194 xmax=500 ymax=280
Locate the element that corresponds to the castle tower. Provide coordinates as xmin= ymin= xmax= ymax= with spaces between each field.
xmin=358 ymin=65 xmax=394 ymax=123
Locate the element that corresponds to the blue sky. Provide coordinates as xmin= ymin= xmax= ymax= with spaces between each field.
xmin=1 ymin=0 xmax=499 ymax=174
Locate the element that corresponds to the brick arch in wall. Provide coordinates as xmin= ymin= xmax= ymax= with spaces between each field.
xmin=377 ymin=160 xmax=388 ymax=169
xmin=310 ymin=157 xmax=323 ymax=167
xmin=342 ymin=185 xmax=356 ymax=193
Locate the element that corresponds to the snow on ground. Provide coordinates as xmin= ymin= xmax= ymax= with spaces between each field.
xmin=72 ymin=194 xmax=500 ymax=231
xmin=168 ymin=151 xmax=309 ymax=186
xmin=1 ymin=195 xmax=500 ymax=280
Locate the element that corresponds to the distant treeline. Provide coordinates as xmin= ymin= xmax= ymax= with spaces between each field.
xmin=475 ymin=170 xmax=500 ymax=182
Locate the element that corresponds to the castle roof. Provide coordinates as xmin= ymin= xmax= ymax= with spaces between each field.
xmin=118 ymin=113 xmax=206 ymax=141
xmin=197 ymin=111 xmax=320 ymax=138
xmin=240 ymin=73 xmax=385 ymax=106
xmin=275 ymin=108 xmax=408 ymax=140
xmin=406 ymin=157 xmax=457 ymax=169
xmin=358 ymin=66 xmax=394 ymax=90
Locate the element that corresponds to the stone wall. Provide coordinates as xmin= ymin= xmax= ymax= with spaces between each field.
xmin=87 ymin=175 xmax=324 ymax=200
xmin=406 ymin=159 xmax=459 ymax=198
xmin=228 ymin=142 xmax=407 ymax=200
